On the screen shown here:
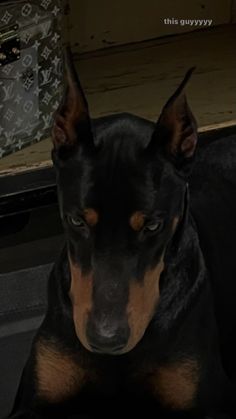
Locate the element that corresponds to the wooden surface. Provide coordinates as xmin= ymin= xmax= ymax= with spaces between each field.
xmin=0 ymin=24 xmax=235 ymax=176
xmin=68 ymin=0 xmax=232 ymax=53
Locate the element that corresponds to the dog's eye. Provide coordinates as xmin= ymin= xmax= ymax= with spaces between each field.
xmin=145 ymin=220 xmax=164 ymax=233
xmin=68 ymin=215 xmax=86 ymax=228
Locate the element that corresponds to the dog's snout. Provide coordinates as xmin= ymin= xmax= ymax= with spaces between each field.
xmin=86 ymin=315 xmax=129 ymax=354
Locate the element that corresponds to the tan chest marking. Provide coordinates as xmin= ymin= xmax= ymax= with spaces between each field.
xmin=35 ymin=338 xmax=89 ymax=403
xmin=148 ymin=359 xmax=199 ymax=410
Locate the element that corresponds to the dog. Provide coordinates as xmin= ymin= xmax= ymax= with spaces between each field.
xmin=8 ymin=49 xmax=236 ymax=419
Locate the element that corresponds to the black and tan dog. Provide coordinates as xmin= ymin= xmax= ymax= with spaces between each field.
xmin=9 ymin=51 xmax=236 ymax=419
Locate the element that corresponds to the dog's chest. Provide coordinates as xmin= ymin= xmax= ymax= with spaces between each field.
xmin=85 ymin=357 xmax=200 ymax=410
xmin=35 ymin=338 xmax=199 ymax=410
xmin=127 ymin=358 xmax=200 ymax=410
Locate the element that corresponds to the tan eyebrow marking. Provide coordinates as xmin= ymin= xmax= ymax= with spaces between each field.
xmin=84 ymin=208 xmax=99 ymax=226
xmin=129 ymin=211 xmax=145 ymax=231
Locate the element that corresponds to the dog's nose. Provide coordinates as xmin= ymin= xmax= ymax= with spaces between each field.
xmin=86 ymin=317 xmax=129 ymax=354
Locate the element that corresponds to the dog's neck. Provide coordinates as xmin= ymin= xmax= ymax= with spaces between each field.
xmin=151 ymin=207 xmax=207 ymax=333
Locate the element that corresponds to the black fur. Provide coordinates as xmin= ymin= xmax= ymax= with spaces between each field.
xmin=8 ymin=60 xmax=236 ymax=419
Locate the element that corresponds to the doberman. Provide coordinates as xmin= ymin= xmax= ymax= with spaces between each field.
xmin=8 ymin=50 xmax=236 ymax=419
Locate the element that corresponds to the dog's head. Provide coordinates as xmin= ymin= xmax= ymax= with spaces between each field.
xmin=52 ymin=49 xmax=197 ymax=355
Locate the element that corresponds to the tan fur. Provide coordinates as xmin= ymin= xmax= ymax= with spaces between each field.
xmin=68 ymin=215 xmax=178 ymax=354
xmin=129 ymin=211 xmax=145 ymax=231
xmin=172 ymin=216 xmax=179 ymax=232
xmin=84 ymin=208 xmax=99 ymax=227
xmin=69 ymin=258 xmax=93 ymax=350
xmin=149 ymin=359 xmax=199 ymax=410
xmin=35 ymin=338 xmax=87 ymax=403
xmin=69 ymin=254 xmax=164 ymax=354
xmin=124 ymin=257 xmax=164 ymax=352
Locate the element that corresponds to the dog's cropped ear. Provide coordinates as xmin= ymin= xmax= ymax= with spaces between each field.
xmin=52 ymin=47 xmax=93 ymax=153
xmin=148 ymin=68 xmax=197 ymax=169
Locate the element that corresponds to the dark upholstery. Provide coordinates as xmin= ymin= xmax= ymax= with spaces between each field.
xmin=0 ymin=265 xmax=50 ymax=418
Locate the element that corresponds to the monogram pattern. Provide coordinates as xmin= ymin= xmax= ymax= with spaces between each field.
xmin=0 ymin=1 xmax=63 ymax=159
